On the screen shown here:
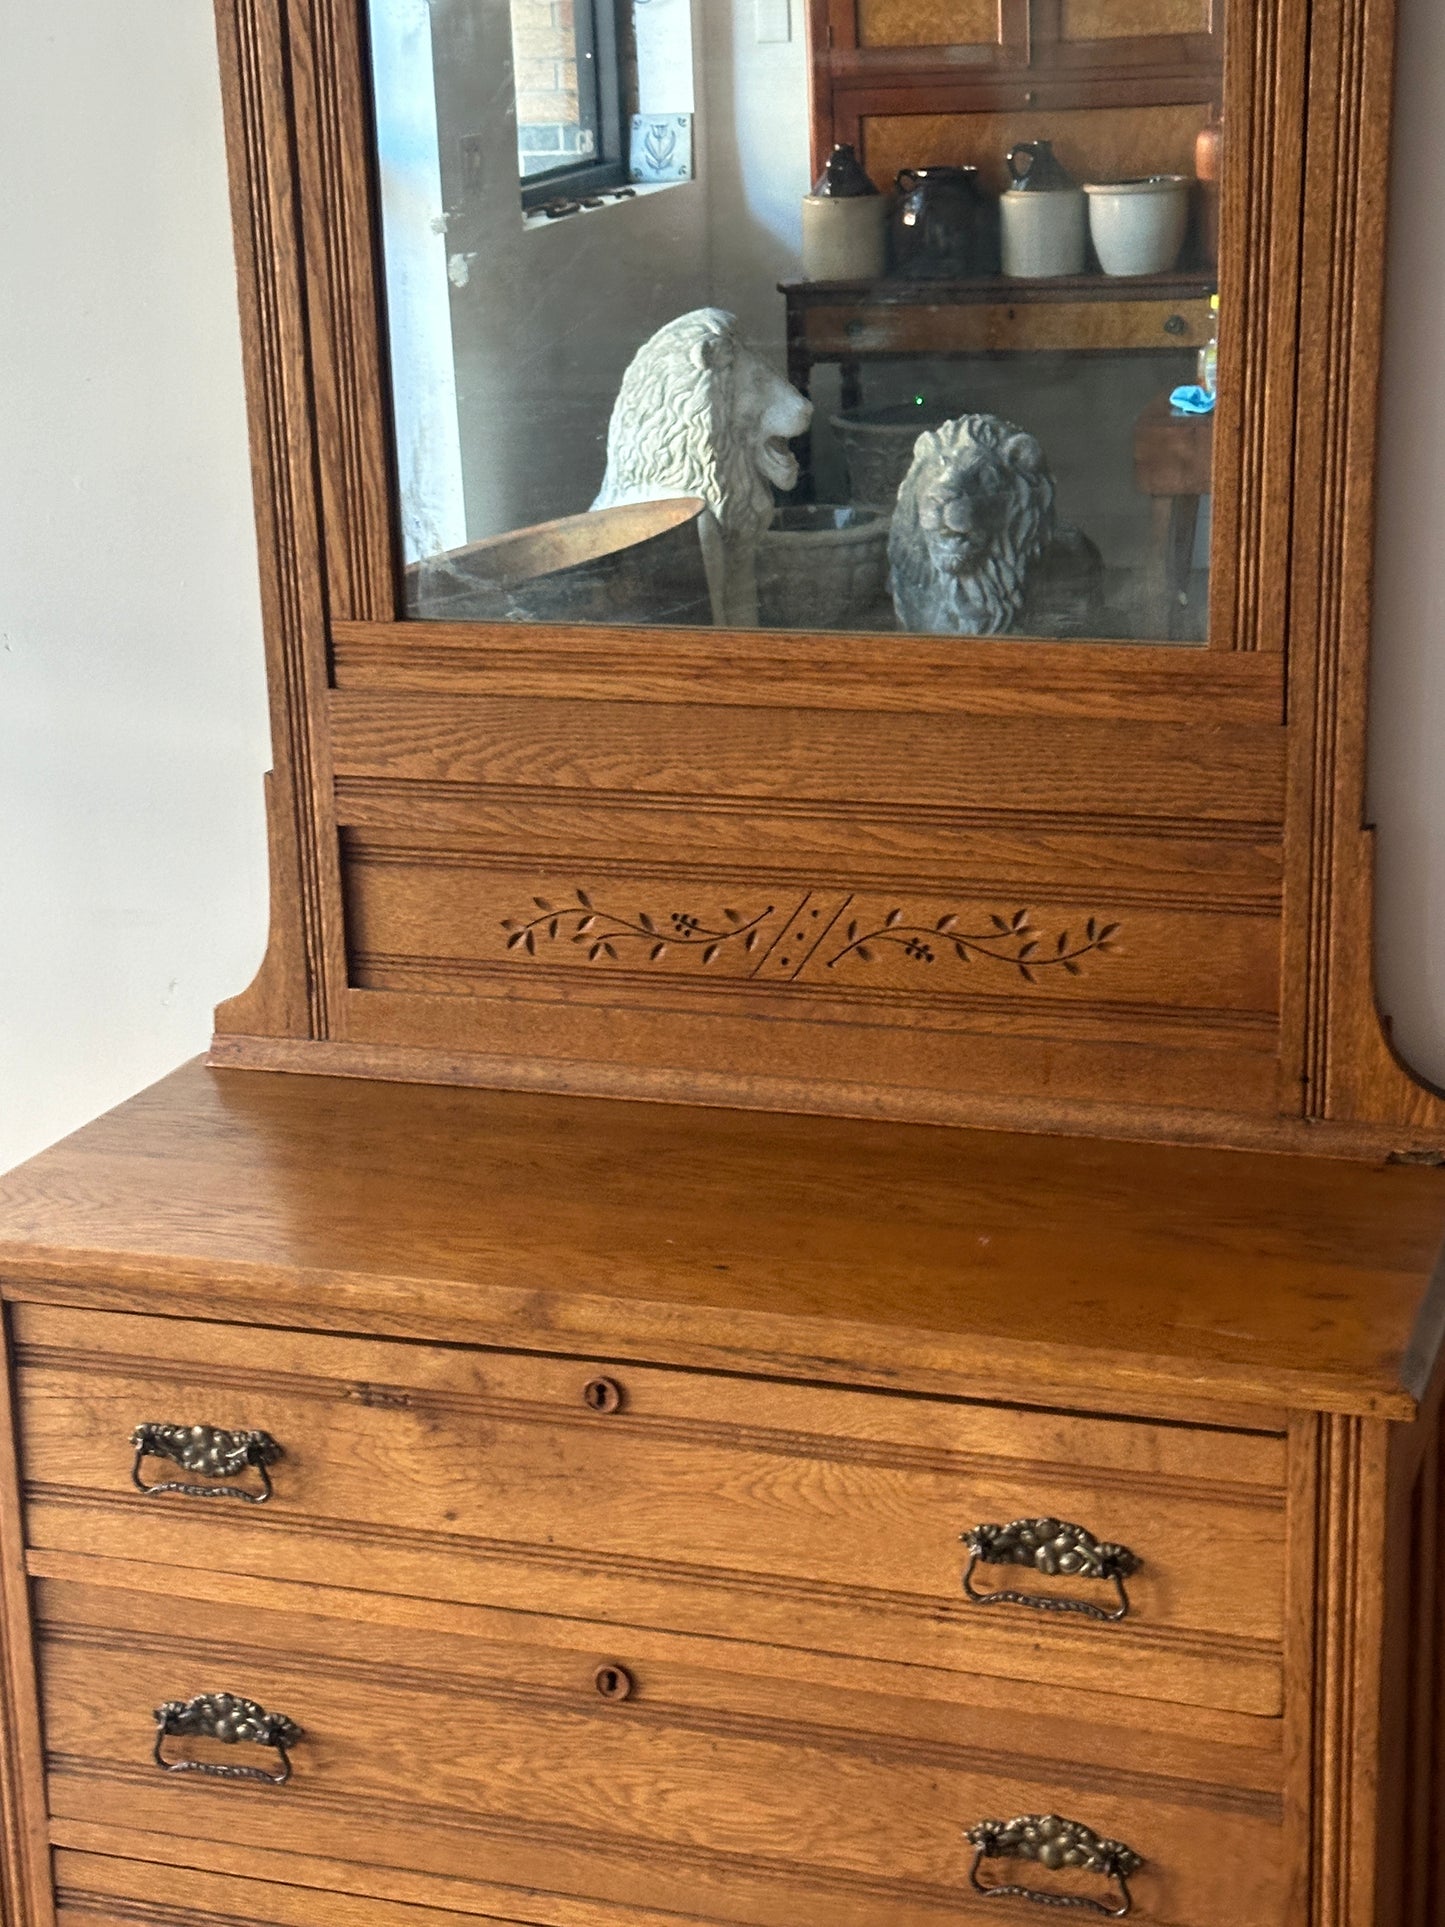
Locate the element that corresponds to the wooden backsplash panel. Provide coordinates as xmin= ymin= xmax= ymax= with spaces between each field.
xmin=863 ymin=104 xmax=1215 ymax=196
xmin=334 ymin=780 xmax=1283 ymax=900
xmin=320 ymin=659 xmax=1285 ymax=1125
xmin=327 ymin=693 xmax=1285 ymax=825
xmin=341 ymin=851 xmax=1279 ymax=1016
xmin=333 ymin=977 xmax=1282 ymax=1118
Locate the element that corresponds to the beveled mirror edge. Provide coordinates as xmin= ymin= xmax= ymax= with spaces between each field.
xmin=208 ymin=0 xmax=1445 ymax=1157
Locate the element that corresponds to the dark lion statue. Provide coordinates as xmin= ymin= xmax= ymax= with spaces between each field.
xmin=888 ymin=413 xmax=1105 ymax=637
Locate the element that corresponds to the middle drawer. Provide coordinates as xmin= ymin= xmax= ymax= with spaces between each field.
xmin=36 ymin=1565 xmax=1289 ymax=1927
xmin=14 ymin=1304 xmax=1288 ymax=1714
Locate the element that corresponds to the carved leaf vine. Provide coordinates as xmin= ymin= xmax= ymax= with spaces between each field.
xmin=502 ymin=891 xmax=775 ymax=965
xmin=826 ymin=909 xmax=1121 ymax=984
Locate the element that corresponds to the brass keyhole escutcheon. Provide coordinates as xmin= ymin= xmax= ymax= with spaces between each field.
xmin=583 ymin=1376 xmax=624 ymax=1414
xmin=594 ymin=1663 xmax=635 ymax=1702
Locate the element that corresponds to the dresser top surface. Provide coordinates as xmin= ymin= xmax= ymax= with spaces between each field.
xmin=1 ymin=1061 xmax=1443 ymax=1420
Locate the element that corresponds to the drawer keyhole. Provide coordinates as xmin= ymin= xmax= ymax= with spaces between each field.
xmin=593 ymin=1663 xmax=635 ymax=1702
xmin=583 ymin=1376 xmax=624 ymax=1414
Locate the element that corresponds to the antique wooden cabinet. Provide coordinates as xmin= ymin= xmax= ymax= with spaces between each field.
xmin=0 ymin=1066 xmax=1443 ymax=1927
xmin=2 ymin=0 xmax=1444 ymax=1921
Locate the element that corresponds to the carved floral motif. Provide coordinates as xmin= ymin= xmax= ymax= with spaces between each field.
xmin=501 ymin=892 xmax=1121 ymax=985
xmin=504 ymin=891 xmax=774 ymax=965
xmin=827 ymin=908 xmax=1120 ymax=982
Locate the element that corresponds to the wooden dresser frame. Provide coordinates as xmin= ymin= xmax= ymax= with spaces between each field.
xmin=207 ymin=0 xmax=1445 ymax=1157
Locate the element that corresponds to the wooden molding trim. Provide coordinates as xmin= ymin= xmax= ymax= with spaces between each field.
xmin=208 ymin=1029 xmax=1445 ymax=1165
xmin=1282 ymin=0 xmax=1445 ymax=1134
xmin=0 ymin=1316 xmax=57 ymax=1927
xmin=211 ymin=0 xmax=349 ymax=1042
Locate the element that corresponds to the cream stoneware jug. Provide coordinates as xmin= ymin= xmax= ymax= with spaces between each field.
xmin=1000 ymin=140 xmax=1086 ymax=278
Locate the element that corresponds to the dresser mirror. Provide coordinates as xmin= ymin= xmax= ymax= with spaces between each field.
xmin=370 ymin=0 xmax=1223 ymax=643
xmin=208 ymin=0 xmax=1445 ymax=1156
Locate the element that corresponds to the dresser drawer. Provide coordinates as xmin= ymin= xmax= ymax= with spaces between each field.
xmin=55 ymin=1852 xmax=547 ymax=1927
xmin=800 ymin=295 xmax=1215 ymax=357
xmin=14 ymin=1305 xmax=1288 ymax=1713
xmin=38 ymin=1570 xmax=1288 ymax=1927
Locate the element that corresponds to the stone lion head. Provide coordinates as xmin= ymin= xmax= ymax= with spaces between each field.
xmin=593 ymin=308 xmax=813 ymax=546
xmin=888 ymin=414 xmax=1056 ymax=635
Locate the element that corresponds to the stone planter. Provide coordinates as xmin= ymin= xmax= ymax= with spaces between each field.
xmin=830 ymin=401 xmax=949 ymax=510
xmin=756 ymin=505 xmax=892 ymax=630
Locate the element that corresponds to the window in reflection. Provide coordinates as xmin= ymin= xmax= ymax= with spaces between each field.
xmin=369 ymin=0 xmax=1223 ymax=642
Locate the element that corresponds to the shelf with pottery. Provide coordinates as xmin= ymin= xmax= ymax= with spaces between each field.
xmin=781 ymin=268 xmax=1216 ymax=459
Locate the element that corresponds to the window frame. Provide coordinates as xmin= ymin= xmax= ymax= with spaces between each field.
xmin=517 ymin=0 xmax=630 ymax=208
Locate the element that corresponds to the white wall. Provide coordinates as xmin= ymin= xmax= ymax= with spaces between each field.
xmin=1371 ymin=0 xmax=1445 ymax=1090
xmin=3 ymin=0 xmax=1445 ymax=1179
xmin=701 ymin=0 xmax=809 ymax=352
xmin=0 ymin=2 xmax=271 ymax=1173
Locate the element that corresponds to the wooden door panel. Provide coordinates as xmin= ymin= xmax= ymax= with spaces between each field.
xmin=1059 ymin=0 xmax=1212 ymax=39
xmin=857 ymin=0 xmax=1014 ymax=51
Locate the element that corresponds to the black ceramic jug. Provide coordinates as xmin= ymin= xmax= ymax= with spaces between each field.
xmin=1005 ymin=138 xmax=1075 ymax=191
xmin=892 ymin=165 xmax=1001 ymax=277
xmin=814 ymin=143 xmax=878 ymax=197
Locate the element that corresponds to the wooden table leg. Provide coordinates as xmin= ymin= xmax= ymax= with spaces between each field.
xmin=1145 ymin=494 xmax=1203 ymax=639
xmin=1165 ymin=494 xmax=1202 ymax=640
xmin=785 ymin=311 xmax=815 ymax=503
xmin=1146 ymin=497 xmax=1175 ymax=636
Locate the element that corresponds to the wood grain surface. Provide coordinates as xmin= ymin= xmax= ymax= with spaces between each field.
xmin=1 ymin=1062 xmax=1443 ymax=1421
xmin=15 ymin=1306 xmax=1288 ymax=1711
xmin=36 ymin=1572 xmax=1290 ymax=1927
xmin=53 ymin=1844 xmax=732 ymax=1927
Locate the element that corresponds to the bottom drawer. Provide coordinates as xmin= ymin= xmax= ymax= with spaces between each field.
xmin=53 ymin=1847 xmax=700 ymax=1927
xmin=38 ymin=1566 xmax=1288 ymax=1927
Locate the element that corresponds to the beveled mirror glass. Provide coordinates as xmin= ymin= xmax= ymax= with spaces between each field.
xmin=368 ymin=0 xmax=1223 ymax=643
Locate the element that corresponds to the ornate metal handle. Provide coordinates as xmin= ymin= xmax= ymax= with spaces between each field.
xmin=153 ymin=1694 xmax=301 ymax=1784
xmin=961 ymin=1519 xmax=1140 ymax=1622
xmin=132 ymin=1423 xmax=283 ymax=1504
xmin=967 ymin=1815 xmax=1143 ymax=1916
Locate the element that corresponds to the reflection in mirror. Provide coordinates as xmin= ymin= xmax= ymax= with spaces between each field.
xmin=368 ymin=0 xmax=1223 ymax=642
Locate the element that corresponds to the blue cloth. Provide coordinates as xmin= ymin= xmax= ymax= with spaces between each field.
xmin=1169 ymin=384 xmax=1216 ymax=415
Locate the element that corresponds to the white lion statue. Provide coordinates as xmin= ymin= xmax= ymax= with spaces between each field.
xmin=888 ymin=414 xmax=1056 ymax=636
xmin=593 ymin=308 xmax=813 ymax=627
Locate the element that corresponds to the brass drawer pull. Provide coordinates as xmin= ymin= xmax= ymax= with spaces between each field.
xmin=131 ymin=1423 xmax=283 ymax=1504
xmin=153 ymin=1693 xmax=302 ymax=1785
xmin=967 ymin=1814 xmax=1142 ymax=1916
xmin=961 ymin=1518 xmax=1140 ymax=1621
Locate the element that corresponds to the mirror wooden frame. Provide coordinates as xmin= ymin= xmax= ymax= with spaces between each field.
xmin=208 ymin=0 xmax=1445 ymax=1157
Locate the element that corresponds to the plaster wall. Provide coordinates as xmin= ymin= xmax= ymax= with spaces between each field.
xmin=0 ymin=0 xmax=270 ymax=1176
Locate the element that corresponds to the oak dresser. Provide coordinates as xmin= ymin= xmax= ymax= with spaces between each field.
xmin=11 ymin=0 xmax=1445 ymax=1920
xmin=0 ymin=1063 xmax=1440 ymax=1927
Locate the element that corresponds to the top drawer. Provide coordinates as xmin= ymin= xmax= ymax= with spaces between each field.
xmin=12 ymin=1304 xmax=1288 ymax=1715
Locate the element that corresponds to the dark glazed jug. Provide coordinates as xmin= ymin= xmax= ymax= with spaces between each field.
xmin=814 ymin=142 xmax=878 ymax=197
xmin=892 ymin=166 xmax=1001 ymax=277
xmin=1006 ymin=139 xmax=1075 ymax=192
